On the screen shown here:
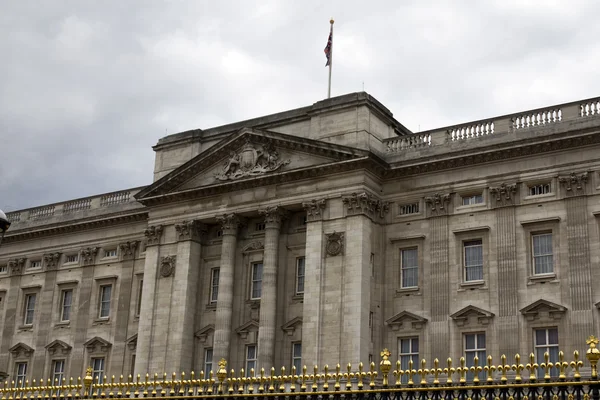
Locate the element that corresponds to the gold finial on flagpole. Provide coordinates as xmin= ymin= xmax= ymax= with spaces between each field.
xmin=330 ymin=18 xmax=334 ymax=24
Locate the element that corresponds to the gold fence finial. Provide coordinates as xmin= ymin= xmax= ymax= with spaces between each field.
xmin=216 ymin=358 xmax=227 ymax=394
xmin=586 ymin=335 xmax=600 ymax=379
xmin=83 ymin=366 xmax=93 ymax=396
xmin=379 ymin=348 xmax=391 ymax=387
xmin=571 ymin=350 xmax=583 ymax=379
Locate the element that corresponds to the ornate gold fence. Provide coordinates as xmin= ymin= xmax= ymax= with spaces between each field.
xmin=3 ymin=336 xmax=600 ymax=400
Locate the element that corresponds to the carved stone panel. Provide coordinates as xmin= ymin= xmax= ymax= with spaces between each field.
xmin=424 ymin=193 xmax=452 ymax=217
xmin=214 ymin=141 xmax=290 ymax=181
xmin=302 ymin=199 xmax=327 ymax=222
xmin=559 ymin=172 xmax=589 ymax=197
xmin=144 ymin=225 xmax=164 ymax=246
xmin=81 ymin=247 xmax=98 ymax=265
xmin=160 ymin=256 xmax=176 ymax=278
xmin=342 ymin=192 xmax=389 ymax=220
xmin=43 ymin=252 xmax=62 ymax=271
xmin=489 ymin=183 xmax=518 ymax=208
xmin=325 ymin=231 xmax=344 ymax=257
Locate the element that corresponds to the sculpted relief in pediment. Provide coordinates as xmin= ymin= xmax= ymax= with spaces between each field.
xmin=215 ymin=142 xmax=290 ymax=181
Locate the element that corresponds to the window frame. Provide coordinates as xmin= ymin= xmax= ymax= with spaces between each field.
xmin=245 ymin=345 xmax=257 ymax=377
xmin=463 ymin=239 xmax=484 ymax=282
xmin=103 ymin=248 xmax=118 ymax=259
xmin=204 ymin=348 xmax=213 ymax=379
xmin=15 ymin=362 xmax=27 ymax=387
xmin=210 ymin=268 xmax=220 ymax=304
xmin=51 ymin=359 xmax=66 ymax=386
xmin=291 ymin=342 xmax=302 ymax=373
xmin=400 ymin=248 xmax=419 ymax=289
xmin=135 ymin=276 xmax=143 ymax=317
xmin=28 ymin=260 xmax=42 ymax=269
xmin=531 ymin=232 xmax=554 ymax=275
xmin=64 ymin=254 xmax=79 ymax=264
xmin=98 ymin=284 xmax=112 ymax=319
xmin=60 ymin=289 xmax=73 ymax=322
xmin=91 ymin=357 xmax=105 ymax=384
xmin=398 ymin=337 xmax=419 ymax=384
xmin=464 ymin=332 xmax=486 ymax=381
xmin=461 ymin=194 xmax=484 ymax=206
xmin=528 ymin=182 xmax=552 ymax=197
xmin=250 ymin=262 xmax=263 ymax=300
xmin=23 ymin=293 xmax=37 ymax=326
xmin=533 ymin=327 xmax=559 ymax=378
xmin=295 ymin=257 xmax=305 ymax=295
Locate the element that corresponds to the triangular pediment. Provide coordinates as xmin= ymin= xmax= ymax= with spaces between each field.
xmin=45 ymin=340 xmax=72 ymax=355
xmin=195 ymin=324 xmax=215 ymax=343
xmin=450 ymin=305 xmax=494 ymax=327
xmin=385 ymin=311 xmax=428 ymax=330
xmin=520 ymin=299 xmax=566 ymax=321
xmin=83 ymin=336 xmax=112 ymax=352
xmin=281 ymin=317 xmax=302 ymax=335
xmin=236 ymin=320 xmax=259 ymax=334
xmin=126 ymin=334 xmax=138 ymax=350
xmin=136 ymin=128 xmax=370 ymax=204
xmin=9 ymin=342 xmax=34 ymax=357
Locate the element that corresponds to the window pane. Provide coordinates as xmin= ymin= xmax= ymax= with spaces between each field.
xmin=400 ymin=339 xmax=411 ymax=354
xmin=477 ymin=333 xmax=486 ymax=349
xmin=548 ymin=328 xmax=558 ymax=344
xmin=465 ymin=334 xmax=475 ymax=350
xmin=535 ymin=329 xmax=547 ymax=346
xmin=411 ymin=338 xmax=419 ymax=352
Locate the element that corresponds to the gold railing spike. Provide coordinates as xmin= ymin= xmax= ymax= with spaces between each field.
xmin=346 ymin=363 xmax=354 ymax=389
xmin=369 ymin=362 xmax=377 ymax=388
xmin=541 ymin=352 xmax=552 ymax=381
xmin=471 ymin=356 xmax=481 ymax=384
xmin=444 ymin=358 xmax=454 ymax=385
xmin=380 ymin=349 xmax=391 ymax=387
xmin=237 ymin=369 xmax=245 ymax=395
xmin=393 ymin=360 xmax=402 ymax=387
xmin=513 ymin=354 xmax=524 ymax=383
xmin=229 ymin=368 xmax=236 ymax=394
xmin=322 ymin=365 xmax=329 ymax=391
xmin=333 ymin=364 xmax=341 ymax=391
xmin=485 ymin=355 xmax=495 ymax=383
xmin=557 ymin=351 xmax=568 ymax=380
xmin=432 ymin=358 xmax=442 ymax=385
xmin=357 ymin=362 xmax=365 ymax=389
xmin=311 ymin=365 xmax=318 ymax=391
xmin=526 ymin=353 xmax=538 ymax=381
xmin=458 ymin=357 xmax=467 ymax=383
xmin=499 ymin=354 xmax=509 ymax=382
xmin=268 ymin=366 xmax=275 ymax=393
xmin=407 ymin=359 xmax=416 ymax=386
xmin=290 ymin=366 xmax=297 ymax=393
xmin=301 ymin=365 xmax=307 ymax=392
xmin=571 ymin=350 xmax=583 ymax=379
xmin=586 ymin=335 xmax=600 ymax=379
xmin=258 ymin=368 xmax=266 ymax=393
xmin=417 ymin=359 xmax=427 ymax=386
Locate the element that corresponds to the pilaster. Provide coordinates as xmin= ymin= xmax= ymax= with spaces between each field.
xmin=0 ymin=258 xmax=25 ymax=374
xmin=134 ymin=225 xmax=163 ymax=376
xmin=559 ymin=172 xmax=594 ymax=352
xmin=489 ymin=183 xmax=519 ymax=356
xmin=257 ymin=206 xmax=288 ymax=371
xmin=213 ymin=214 xmax=243 ymax=363
xmin=424 ymin=192 xmax=451 ymax=361
xmin=301 ymin=199 xmax=326 ymax=367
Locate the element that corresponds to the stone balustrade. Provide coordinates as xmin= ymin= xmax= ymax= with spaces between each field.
xmin=5 ymin=187 xmax=144 ymax=227
xmin=385 ymin=96 xmax=600 ymax=152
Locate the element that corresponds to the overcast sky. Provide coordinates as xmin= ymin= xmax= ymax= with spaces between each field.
xmin=2 ymin=0 xmax=599 ymax=211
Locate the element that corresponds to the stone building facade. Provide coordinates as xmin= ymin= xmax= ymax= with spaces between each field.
xmin=2 ymin=92 xmax=600 ymax=383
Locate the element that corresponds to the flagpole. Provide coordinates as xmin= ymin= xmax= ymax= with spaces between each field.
xmin=327 ymin=18 xmax=334 ymax=99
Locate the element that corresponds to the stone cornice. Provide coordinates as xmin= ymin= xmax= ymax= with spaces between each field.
xmin=2 ymin=211 xmax=148 ymax=244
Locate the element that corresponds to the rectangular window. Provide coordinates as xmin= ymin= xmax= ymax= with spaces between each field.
xmin=60 ymin=289 xmax=73 ymax=322
xmin=534 ymin=328 xmax=559 ymax=378
xmin=0 ymin=264 xmax=6 ymax=273
xmin=398 ymin=338 xmax=419 ymax=384
xmin=130 ymin=354 xmax=136 ymax=376
xmin=24 ymin=293 xmax=36 ymax=325
xmin=15 ymin=362 xmax=27 ymax=387
xmin=104 ymin=249 xmax=117 ymax=258
xmin=369 ymin=311 xmax=374 ymax=341
xmin=295 ymin=257 xmax=305 ymax=294
xmin=245 ymin=345 xmax=257 ymax=376
xmin=98 ymin=285 xmax=112 ymax=319
xmin=52 ymin=360 xmax=65 ymax=386
xmin=204 ymin=348 xmax=213 ymax=379
xmin=251 ymin=262 xmax=263 ymax=300
xmin=210 ymin=269 xmax=220 ymax=303
xmin=462 ymin=194 xmax=484 ymax=206
xmin=91 ymin=357 xmax=105 ymax=384
xmin=529 ymin=183 xmax=551 ymax=196
xmin=532 ymin=233 xmax=553 ymax=274
xmin=255 ymin=223 xmax=265 ymax=231
xmin=292 ymin=342 xmax=302 ymax=372
xmin=399 ymin=202 xmax=419 ymax=215
xmin=29 ymin=260 xmax=41 ymax=269
xmin=65 ymin=254 xmax=78 ymax=263
xmin=464 ymin=240 xmax=483 ymax=281
xmin=465 ymin=333 xmax=486 ymax=381
xmin=400 ymin=248 xmax=418 ymax=288
xmin=135 ymin=279 xmax=143 ymax=316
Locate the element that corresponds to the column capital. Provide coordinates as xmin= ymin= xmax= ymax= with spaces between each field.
xmin=216 ymin=214 xmax=243 ymax=236
xmin=259 ymin=206 xmax=289 ymax=229
xmin=559 ymin=171 xmax=589 ymax=197
xmin=302 ymin=199 xmax=326 ymax=222
xmin=489 ymin=183 xmax=518 ymax=208
xmin=119 ymin=241 xmax=138 ymax=260
xmin=7 ymin=258 xmax=26 ymax=276
xmin=424 ymin=192 xmax=452 ymax=217
xmin=81 ymin=247 xmax=98 ymax=265
xmin=175 ymin=220 xmax=207 ymax=242
xmin=43 ymin=252 xmax=62 ymax=271
xmin=342 ymin=192 xmax=389 ymax=220
xmin=144 ymin=225 xmax=164 ymax=246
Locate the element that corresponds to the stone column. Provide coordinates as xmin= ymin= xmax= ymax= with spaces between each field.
xmin=489 ymin=183 xmax=520 ymax=357
xmin=257 ymin=206 xmax=287 ymax=371
xmin=134 ymin=226 xmax=163 ymax=377
xmin=213 ymin=214 xmax=242 ymax=364
xmin=559 ymin=172 xmax=594 ymax=354
xmin=424 ymin=193 xmax=451 ymax=361
xmin=301 ymin=199 xmax=326 ymax=367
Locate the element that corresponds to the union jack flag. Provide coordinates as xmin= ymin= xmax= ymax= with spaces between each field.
xmin=324 ymin=27 xmax=332 ymax=66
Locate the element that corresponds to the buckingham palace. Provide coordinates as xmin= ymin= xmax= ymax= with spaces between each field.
xmin=2 ymin=92 xmax=600 ymax=384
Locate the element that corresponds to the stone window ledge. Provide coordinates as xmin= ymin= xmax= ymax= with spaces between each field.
xmin=205 ymin=303 xmax=217 ymax=310
xmin=395 ymin=287 xmax=421 ymax=297
xmin=458 ymin=280 xmax=487 ymax=291
xmin=291 ymin=294 xmax=304 ymax=303
xmin=93 ymin=318 xmax=111 ymax=326
xmin=54 ymin=321 xmax=70 ymax=328
xmin=17 ymin=325 xmax=33 ymax=332
xmin=527 ymin=274 xmax=558 ymax=285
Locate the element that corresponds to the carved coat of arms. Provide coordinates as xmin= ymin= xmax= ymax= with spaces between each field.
xmin=215 ymin=142 xmax=290 ymax=181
